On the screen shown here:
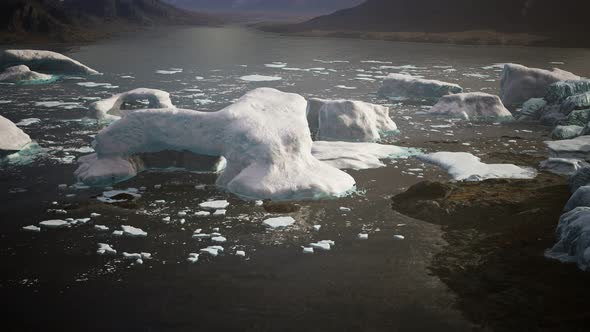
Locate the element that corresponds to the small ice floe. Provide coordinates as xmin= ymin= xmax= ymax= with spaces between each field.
xmin=154 ymin=200 xmax=166 ymax=204
xmin=156 ymin=69 xmax=183 ymax=75
xmin=339 ymin=207 xmax=351 ymax=212
xmin=77 ymin=82 xmax=118 ymax=89
xmin=302 ymin=247 xmax=314 ymax=254
xmin=97 ymin=243 xmax=117 ymax=255
xmin=334 ymin=85 xmax=357 ymax=90
xmin=394 ymin=235 xmax=405 ymax=240
xmin=235 ymin=250 xmax=246 ymax=257
xmin=240 ymin=75 xmax=282 ymax=82
xmin=35 ymin=101 xmax=82 ymax=109
xmin=213 ymin=209 xmax=227 ymax=216
xmin=69 ymin=218 xmax=90 ymax=226
xmin=310 ymin=240 xmax=335 ymax=251
xmin=200 ymin=246 xmax=224 ymax=256
xmin=162 ymin=216 xmax=171 ymax=222
xmin=211 ymin=236 xmax=227 ymax=243
xmin=22 ymin=225 xmax=41 ymax=232
xmin=96 ymin=188 xmax=141 ymax=204
xmin=192 ymin=233 xmax=211 ymax=239
xmin=263 ymin=216 xmax=295 ymax=229
xmin=194 ymin=211 xmax=211 ymax=217
xmin=90 ymin=213 xmax=101 ymax=218
xmin=94 ymin=225 xmax=109 ymax=231
xmin=254 ymin=200 xmax=264 ymax=207
xmin=122 ymin=252 xmax=145 ymax=264
xmin=180 ymin=219 xmax=186 ymax=225
xmin=154 ymin=184 xmax=162 ymax=189
xmin=357 ymin=233 xmax=369 ymax=240
xmin=39 ymin=219 xmax=69 ymax=229
xmin=187 ymin=253 xmax=200 ymax=263
xmin=199 ymin=200 xmax=229 ymax=210
xmin=178 ymin=211 xmax=187 ymax=217
xmin=121 ymin=225 xmax=147 ymax=237
xmin=112 ymin=230 xmax=123 ymax=236
xmin=313 ymin=225 xmax=322 ymax=231
xmin=16 ymin=118 xmax=40 ymax=127
xmin=195 ymin=184 xmax=206 ymax=190
xmin=265 ymin=62 xmax=287 ymax=68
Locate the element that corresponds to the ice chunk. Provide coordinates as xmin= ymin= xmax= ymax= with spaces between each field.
xmin=357 ymin=233 xmax=369 ymax=240
xmin=420 ymin=152 xmax=536 ymax=181
xmin=235 ymin=250 xmax=246 ymax=257
xmin=540 ymin=158 xmax=588 ymax=176
xmin=0 ymin=115 xmax=32 ymax=152
xmin=213 ymin=209 xmax=226 ymax=216
xmin=312 ymin=141 xmax=419 ymax=170
xmin=545 ymin=136 xmax=590 ymax=159
xmin=39 ymin=219 xmax=70 ymax=229
xmin=97 ymin=243 xmax=117 ymax=256
xmin=75 ymin=88 xmax=355 ymax=200
xmin=22 ymin=225 xmax=41 ymax=232
xmin=90 ymin=88 xmax=175 ymax=122
xmin=0 ymin=49 xmax=98 ymax=75
xmin=194 ymin=211 xmax=211 ymax=217
xmin=428 ymin=93 xmax=513 ymax=121
xmin=378 ymin=73 xmax=462 ymax=101
xmin=121 ymin=225 xmax=147 ymax=237
xmin=263 ymin=216 xmax=295 ymax=228
xmin=94 ymin=225 xmax=109 ymax=231
xmin=200 ymin=246 xmax=224 ymax=256
xmin=0 ymin=65 xmax=56 ymax=84
xmin=211 ymin=236 xmax=227 ymax=243
xmin=199 ymin=200 xmax=229 ymax=210
xmin=240 ymin=75 xmax=282 ymax=82
xmin=394 ymin=235 xmax=405 ymax=240
xmin=546 ymin=207 xmax=590 ymax=271
xmin=306 ymin=98 xmax=397 ymax=142
xmin=499 ymin=63 xmax=579 ymax=108
xmin=310 ymin=240 xmax=334 ymax=251
xmin=302 ymin=247 xmax=314 ymax=254
xmin=187 ymin=253 xmax=200 ymax=263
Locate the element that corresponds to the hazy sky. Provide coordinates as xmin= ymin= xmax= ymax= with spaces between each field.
xmin=165 ymin=0 xmax=365 ymax=14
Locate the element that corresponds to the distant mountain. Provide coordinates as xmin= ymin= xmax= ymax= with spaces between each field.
xmin=271 ymin=0 xmax=590 ymax=46
xmin=0 ymin=0 xmax=220 ymax=43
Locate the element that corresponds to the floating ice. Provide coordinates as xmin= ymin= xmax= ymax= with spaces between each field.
xmin=235 ymin=250 xmax=246 ymax=257
xmin=0 ymin=65 xmax=56 ymax=84
xmin=90 ymin=88 xmax=174 ymax=122
xmin=313 ymin=225 xmax=321 ymax=231
xmin=200 ymin=246 xmax=224 ymax=256
xmin=378 ymin=73 xmax=462 ymax=101
xmin=499 ymin=63 xmax=580 ymax=108
xmin=199 ymin=200 xmax=229 ymax=210
xmin=22 ymin=225 xmax=41 ymax=232
xmin=263 ymin=216 xmax=295 ymax=228
xmin=213 ymin=209 xmax=226 ymax=216
xmin=156 ymin=69 xmax=183 ymax=74
xmin=265 ymin=62 xmax=287 ymax=68
xmin=77 ymin=82 xmax=118 ymax=89
xmin=394 ymin=235 xmax=405 ymax=240
xmin=310 ymin=240 xmax=334 ymax=251
xmin=307 ymin=98 xmax=397 ymax=142
xmin=302 ymin=247 xmax=314 ymax=254
xmin=0 ymin=49 xmax=98 ymax=75
xmin=187 ymin=253 xmax=200 ymax=263
xmin=339 ymin=207 xmax=351 ymax=212
xmin=428 ymin=92 xmax=513 ymax=121
xmin=0 ymin=115 xmax=31 ymax=152
xmin=240 ymin=75 xmax=282 ymax=82
xmin=194 ymin=211 xmax=211 ymax=217
xmin=312 ymin=141 xmax=419 ymax=170
xmin=75 ymin=88 xmax=355 ymax=200
xmin=15 ymin=118 xmax=41 ymax=127
xmin=546 ymin=207 xmax=590 ymax=271
xmin=335 ymin=85 xmax=357 ymax=90
xmin=211 ymin=236 xmax=227 ymax=243
xmin=39 ymin=219 xmax=69 ymax=229
xmin=121 ymin=225 xmax=147 ymax=237
xmin=357 ymin=233 xmax=369 ymax=240
xmin=97 ymin=243 xmax=117 ymax=255
xmin=94 ymin=225 xmax=109 ymax=231
xmin=420 ymin=152 xmax=537 ymax=181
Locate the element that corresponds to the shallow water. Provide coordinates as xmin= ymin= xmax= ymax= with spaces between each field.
xmin=1 ymin=27 xmax=589 ymax=331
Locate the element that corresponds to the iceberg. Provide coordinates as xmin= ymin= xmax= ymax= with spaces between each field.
xmin=90 ymin=88 xmax=175 ymax=122
xmin=499 ymin=63 xmax=580 ymax=108
xmin=546 ymin=207 xmax=590 ymax=271
xmin=0 ymin=65 xmax=56 ymax=84
xmin=75 ymin=88 xmax=355 ymax=200
xmin=378 ymin=73 xmax=462 ymax=101
xmin=428 ymin=92 xmax=513 ymax=121
xmin=420 ymin=152 xmax=537 ymax=181
xmin=0 ymin=49 xmax=98 ymax=75
xmin=0 ymin=115 xmax=32 ymax=152
xmin=312 ymin=141 xmax=418 ymax=170
xmin=306 ymin=98 xmax=397 ymax=142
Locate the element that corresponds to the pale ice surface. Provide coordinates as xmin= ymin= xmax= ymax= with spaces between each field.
xmin=312 ymin=141 xmax=418 ymax=170
xmin=263 ymin=216 xmax=295 ymax=228
xmin=0 ymin=115 xmax=32 ymax=152
xmin=75 ymin=88 xmax=355 ymax=200
xmin=307 ymin=98 xmax=397 ymax=142
xmin=121 ymin=225 xmax=147 ymax=237
xmin=39 ymin=219 xmax=70 ymax=229
xmin=420 ymin=152 xmax=537 ymax=181
xmin=22 ymin=225 xmax=41 ymax=232
xmin=16 ymin=118 xmax=41 ymax=127
xmin=428 ymin=92 xmax=513 ymax=121
xmin=0 ymin=49 xmax=98 ymax=75
xmin=199 ymin=200 xmax=229 ymax=210
xmin=97 ymin=243 xmax=117 ymax=256
xmin=378 ymin=73 xmax=463 ymax=100
xmin=240 ymin=75 xmax=282 ymax=82
xmin=0 ymin=65 xmax=55 ymax=84
xmin=91 ymin=88 xmax=174 ymax=122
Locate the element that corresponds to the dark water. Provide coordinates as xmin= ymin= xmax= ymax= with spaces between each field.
xmin=1 ymin=27 xmax=589 ymax=331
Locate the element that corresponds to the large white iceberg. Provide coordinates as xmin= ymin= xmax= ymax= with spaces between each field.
xmin=312 ymin=141 xmax=417 ymax=170
xmin=0 ymin=115 xmax=32 ymax=152
xmin=499 ymin=63 xmax=580 ymax=108
xmin=420 ymin=152 xmax=536 ymax=181
xmin=428 ymin=92 xmax=513 ymax=120
xmin=0 ymin=49 xmax=98 ymax=75
xmin=0 ymin=65 xmax=56 ymax=84
xmin=546 ymin=207 xmax=590 ymax=271
xmin=378 ymin=73 xmax=462 ymax=101
xmin=75 ymin=88 xmax=356 ymax=200
xmin=90 ymin=88 xmax=175 ymax=122
xmin=306 ymin=98 xmax=397 ymax=142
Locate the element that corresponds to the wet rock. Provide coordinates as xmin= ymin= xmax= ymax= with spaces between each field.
xmin=540 ymin=158 xmax=588 ymax=176
xmin=540 ymin=111 xmax=566 ymax=127
xmin=551 ymin=125 xmax=584 ymax=140
xmin=546 ymin=80 xmax=590 ymax=104
xmin=566 ymin=109 xmax=590 ymax=126
xmin=561 ymin=92 xmax=590 ymax=114
xmin=570 ymin=167 xmax=590 ymax=193
xmin=546 ymin=207 xmax=590 ymax=271
xmin=564 ymin=185 xmax=590 ymax=212
xmin=518 ymin=98 xmax=547 ymax=120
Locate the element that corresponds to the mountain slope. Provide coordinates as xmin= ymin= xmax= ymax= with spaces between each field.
xmin=0 ymin=0 xmax=221 ymax=43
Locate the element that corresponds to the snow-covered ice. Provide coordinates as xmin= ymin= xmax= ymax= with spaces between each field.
xmin=0 ymin=115 xmax=32 ymax=152
xmin=263 ymin=216 xmax=295 ymax=228
xmin=199 ymin=200 xmax=229 ymax=210
xmin=420 ymin=152 xmax=537 ymax=181
xmin=200 ymin=246 xmax=224 ymax=256
xmin=0 ymin=49 xmax=98 ymax=75
xmin=0 ymin=65 xmax=55 ymax=84
xmin=428 ymin=92 xmax=513 ymax=121
xmin=312 ymin=141 xmax=419 ymax=170
xmin=39 ymin=219 xmax=70 ymax=229
xmin=22 ymin=225 xmax=41 ymax=232
xmin=90 ymin=88 xmax=174 ymax=122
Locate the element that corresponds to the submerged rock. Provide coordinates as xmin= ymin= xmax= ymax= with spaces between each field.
xmin=378 ymin=73 xmax=462 ymax=101
xmin=0 ymin=65 xmax=55 ymax=84
xmin=499 ymin=63 xmax=580 ymax=108
xmin=91 ymin=88 xmax=175 ymax=122
xmin=518 ymin=98 xmax=547 ymax=120
xmin=428 ymin=92 xmax=512 ymax=120
xmin=0 ymin=49 xmax=98 ymax=75
xmin=551 ymin=125 xmax=584 ymax=140
xmin=306 ymin=98 xmax=397 ymax=142
xmin=546 ymin=80 xmax=590 ymax=104
xmin=0 ymin=115 xmax=32 ymax=152
xmin=546 ymin=207 xmax=590 ymax=271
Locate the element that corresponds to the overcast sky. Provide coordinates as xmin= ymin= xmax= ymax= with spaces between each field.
xmin=165 ymin=0 xmax=365 ymax=14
